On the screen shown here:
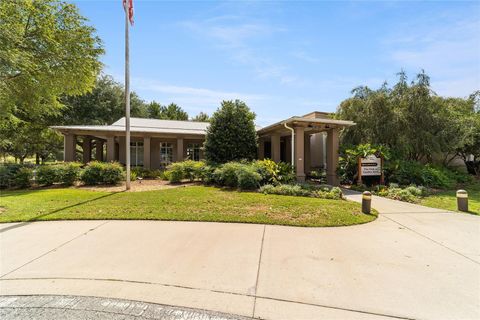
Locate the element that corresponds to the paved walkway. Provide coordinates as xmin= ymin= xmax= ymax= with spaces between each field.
xmin=0 ymin=194 xmax=479 ymax=319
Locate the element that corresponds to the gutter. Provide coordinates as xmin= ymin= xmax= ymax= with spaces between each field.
xmin=283 ymin=122 xmax=295 ymax=165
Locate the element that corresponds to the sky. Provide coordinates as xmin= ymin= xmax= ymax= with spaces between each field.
xmin=72 ymin=0 xmax=480 ymax=126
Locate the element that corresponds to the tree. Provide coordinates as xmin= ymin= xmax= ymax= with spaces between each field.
xmin=146 ymin=101 xmax=163 ymax=119
xmin=145 ymin=101 xmax=188 ymax=120
xmin=162 ymin=103 xmax=188 ymax=120
xmin=0 ymin=116 xmax=63 ymax=163
xmin=336 ymin=70 xmax=479 ymax=164
xmin=61 ymin=75 xmax=147 ymax=125
xmin=204 ymin=100 xmax=258 ymax=163
xmin=192 ymin=112 xmax=210 ymax=122
xmin=455 ymin=92 xmax=480 ymax=175
xmin=0 ymin=0 xmax=104 ymax=119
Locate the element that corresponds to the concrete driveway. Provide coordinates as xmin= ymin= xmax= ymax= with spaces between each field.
xmin=1 ymin=195 xmax=479 ymax=319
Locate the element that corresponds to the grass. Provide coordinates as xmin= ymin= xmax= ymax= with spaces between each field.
xmin=0 ymin=186 xmax=376 ymax=227
xmin=419 ymin=182 xmax=480 ymax=215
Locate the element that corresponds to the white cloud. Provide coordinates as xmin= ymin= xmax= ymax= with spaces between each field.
xmin=131 ymin=77 xmax=267 ymax=113
xmin=290 ymin=50 xmax=320 ymax=64
xmin=180 ymin=16 xmax=301 ymax=85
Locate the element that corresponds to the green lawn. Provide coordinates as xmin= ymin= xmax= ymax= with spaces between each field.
xmin=419 ymin=183 xmax=480 ymax=215
xmin=0 ymin=186 xmax=376 ymax=227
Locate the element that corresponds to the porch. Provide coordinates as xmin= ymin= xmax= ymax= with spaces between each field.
xmin=257 ymin=112 xmax=355 ymax=186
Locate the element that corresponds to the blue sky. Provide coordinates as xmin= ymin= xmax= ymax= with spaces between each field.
xmin=73 ymin=0 xmax=480 ymax=126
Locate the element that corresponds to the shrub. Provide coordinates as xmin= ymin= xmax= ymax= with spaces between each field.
xmin=164 ymin=161 xmax=206 ymax=183
xmin=259 ymin=183 xmax=343 ymax=199
xmin=101 ymin=162 xmax=124 ymax=185
xmin=57 ymin=163 xmax=82 ymax=186
xmin=236 ymin=166 xmax=262 ymax=190
xmin=0 ymin=164 xmax=23 ymax=188
xmin=131 ymin=167 xmax=164 ymax=179
xmin=276 ymin=162 xmax=296 ymax=184
xmin=200 ymin=165 xmax=217 ymax=184
xmin=260 ymin=184 xmax=310 ymax=197
xmin=252 ymin=159 xmax=295 ymax=185
xmin=129 ymin=170 xmax=138 ymax=181
xmin=404 ymin=185 xmax=427 ymax=197
xmin=213 ymin=162 xmax=243 ymax=187
xmin=36 ymin=165 xmax=58 ymax=186
xmin=14 ymin=167 xmax=33 ymax=188
xmin=386 ymin=161 xmax=460 ymax=189
xmin=164 ymin=165 xmax=183 ymax=183
xmin=81 ymin=161 xmax=124 ymax=185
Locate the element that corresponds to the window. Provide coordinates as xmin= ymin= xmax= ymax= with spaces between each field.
xmin=186 ymin=143 xmax=201 ymax=161
xmin=130 ymin=142 xmax=144 ymax=166
xmin=160 ymin=142 xmax=173 ymax=165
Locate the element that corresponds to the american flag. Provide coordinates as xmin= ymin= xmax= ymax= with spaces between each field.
xmin=123 ymin=0 xmax=134 ymax=25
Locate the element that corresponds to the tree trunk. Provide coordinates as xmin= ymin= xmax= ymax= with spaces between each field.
xmin=35 ymin=153 xmax=40 ymax=165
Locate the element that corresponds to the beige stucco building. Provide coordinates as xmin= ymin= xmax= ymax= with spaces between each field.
xmin=52 ymin=111 xmax=355 ymax=185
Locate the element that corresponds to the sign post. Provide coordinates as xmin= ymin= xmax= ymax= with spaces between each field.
xmin=357 ymin=154 xmax=383 ymax=185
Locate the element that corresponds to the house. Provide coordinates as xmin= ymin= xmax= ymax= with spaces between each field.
xmin=51 ymin=112 xmax=355 ymax=185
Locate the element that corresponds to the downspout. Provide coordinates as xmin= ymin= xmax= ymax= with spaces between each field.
xmin=284 ymin=122 xmax=294 ymax=166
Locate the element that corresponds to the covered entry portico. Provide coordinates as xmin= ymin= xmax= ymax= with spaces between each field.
xmin=257 ymin=112 xmax=355 ymax=186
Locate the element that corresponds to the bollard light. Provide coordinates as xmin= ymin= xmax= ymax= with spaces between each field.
xmin=457 ymin=190 xmax=468 ymax=212
xmin=362 ymin=191 xmax=372 ymax=214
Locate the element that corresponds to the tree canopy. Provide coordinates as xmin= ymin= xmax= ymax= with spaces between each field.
xmin=204 ymin=100 xmax=258 ymax=163
xmin=191 ymin=112 xmax=210 ymax=122
xmin=0 ymin=0 xmax=104 ymax=120
xmin=336 ymin=71 xmax=480 ymax=172
xmin=145 ymin=102 xmax=188 ymax=120
xmin=61 ymin=75 xmax=147 ymax=125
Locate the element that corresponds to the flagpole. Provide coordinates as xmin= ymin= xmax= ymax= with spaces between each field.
xmin=125 ymin=0 xmax=131 ymax=190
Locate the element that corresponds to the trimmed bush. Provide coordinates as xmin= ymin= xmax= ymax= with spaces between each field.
xmin=81 ymin=161 xmax=124 ymax=185
xmin=36 ymin=165 xmax=58 ymax=186
xmin=57 ymin=162 xmax=82 ymax=186
xmin=14 ymin=167 xmax=33 ymax=188
xmin=101 ymin=162 xmax=124 ymax=185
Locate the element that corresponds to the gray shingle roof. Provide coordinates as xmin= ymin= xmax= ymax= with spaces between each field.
xmin=52 ymin=117 xmax=210 ymax=135
xmin=52 ymin=117 xmax=262 ymax=135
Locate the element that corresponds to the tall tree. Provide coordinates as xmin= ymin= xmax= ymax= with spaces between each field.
xmin=204 ymin=100 xmax=258 ymax=163
xmin=162 ymin=103 xmax=188 ymax=120
xmin=0 ymin=0 xmax=104 ymax=119
xmin=192 ymin=112 xmax=210 ymax=122
xmin=61 ymin=75 xmax=147 ymax=125
xmin=146 ymin=101 xmax=163 ymax=119
xmin=145 ymin=101 xmax=189 ymax=120
xmin=336 ymin=70 xmax=479 ymax=164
